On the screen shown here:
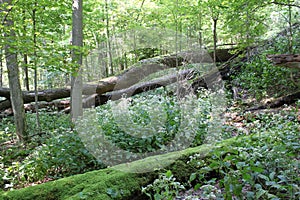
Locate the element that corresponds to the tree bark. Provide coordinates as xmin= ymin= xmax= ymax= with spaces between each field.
xmin=0 ymin=48 xmax=2 ymax=87
xmin=71 ymin=0 xmax=83 ymax=120
xmin=266 ymin=54 xmax=300 ymax=69
xmin=1 ymin=0 xmax=27 ymax=142
xmin=212 ymin=17 xmax=218 ymax=63
xmin=246 ymin=90 xmax=300 ymax=111
xmin=105 ymin=0 xmax=113 ymax=75
xmin=95 ymin=69 xmax=195 ymax=106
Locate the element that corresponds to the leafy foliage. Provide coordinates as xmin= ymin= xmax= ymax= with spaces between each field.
xmin=176 ymin=107 xmax=299 ymax=199
xmin=0 ymin=113 xmax=104 ymax=190
xmin=94 ymin=88 xmax=220 ymax=154
xmin=234 ymin=55 xmax=296 ymax=100
xmin=142 ymin=170 xmax=185 ymax=200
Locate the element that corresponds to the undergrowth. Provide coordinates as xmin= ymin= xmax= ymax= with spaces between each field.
xmin=143 ymin=105 xmax=300 ymax=199
xmin=0 ymin=113 xmax=104 ymax=190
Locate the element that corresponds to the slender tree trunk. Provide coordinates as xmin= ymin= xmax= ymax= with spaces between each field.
xmin=23 ymin=10 xmax=30 ymax=91
xmin=71 ymin=0 xmax=83 ymax=120
xmin=1 ymin=0 xmax=27 ymax=142
xmin=105 ymin=0 xmax=113 ymax=75
xmin=23 ymin=54 xmax=29 ymax=90
xmin=246 ymin=3 xmax=251 ymax=62
xmin=0 ymin=47 xmax=3 ymax=87
xmin=213 ymin=17 xmax=218 ymax=63
xmin=288 ymin=1 xmax=293 ymax=54
xmin=33 ymin=3 xmax=40 ymax=132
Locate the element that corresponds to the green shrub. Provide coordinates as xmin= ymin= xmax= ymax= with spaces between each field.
xmin=233 ymin=55 xmax=296 ymax=100
xmin=2 ymin=129 xmax=104 ymax=189
xmin=0 ymin=113 xmax=104 ymax=190
xmin=142 ymin=170 xmax=185 ymax=200
xmin=185 ymin=109 xmax=300 ymax=199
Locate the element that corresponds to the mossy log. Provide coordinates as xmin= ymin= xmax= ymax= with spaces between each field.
xmin=0 ymin=136 xmax=243 ymax=200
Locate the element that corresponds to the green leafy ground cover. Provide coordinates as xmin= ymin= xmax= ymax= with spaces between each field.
xmin=0 ymin=48 xmax=300 ymax=199
xmin=144 ymin=108 xmax=300 ymax=199
xmin=0 ymin=106 xmax=299 ymax=199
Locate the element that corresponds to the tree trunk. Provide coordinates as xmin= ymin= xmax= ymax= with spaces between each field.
xmin=71 ymin=0 xmax=83 ymax=120
xmin=33 ymin=2 xmax=40 ymax=132
xmin=266 ymin=54 xmax=300 ymax=69
xmin=212 ymin=17 xmax=218 ymax=63
xmin=1 ymin=0 xmax=27 ymax=142
xmin=246 ymin=90 xmax=300 ymax=111
xmin=287 ymin=1 xmax=293 ymax=54
xmin=95 ymin=69 xmax=195 ymax=105
xmin=105 ymin=0 xmax=113 ymax=75
xmin=22 ymin=10 xmax=30 ymax=91
xmin=0 ymin=48 xmax=3 ymax=87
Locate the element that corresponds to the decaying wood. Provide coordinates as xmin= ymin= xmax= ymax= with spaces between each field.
xmin=266 ymin=54 xmax=300 ymax=69
xmin=0 ymin=55 xmax=187 ymax=111
xmin=246 ymin=90 xmax=300 ymax=111
xmin=0 ymin=100 xmax=70 ymax=117
xmin=91 ymin=69 xmax=196 ymax=107
xmin=60 ymin=69 xmax=197 ymax=113
xmin=0 ymin=49 xmax=239 ymax=112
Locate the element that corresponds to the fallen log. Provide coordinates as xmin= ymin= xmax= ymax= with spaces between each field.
xmin=60 ymin=69 xmax=197 ymax=113
xmin=266 ymin=54 xmax=300 ymax=69
xmin=0 ymin=55 xmax=187 ymax=111
xmin=0 ymin=49 xmax=239 ymax=112
xmin=86 ymin=69 xmax=196 ymax=107
xmin=246 ymin=90 xmax=300 ymax=111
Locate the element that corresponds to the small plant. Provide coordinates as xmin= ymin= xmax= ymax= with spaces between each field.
xmin=184 ymin=109 xmax=300 ymax=199
xmin=0 ymin=112 xmax=104 ymax=190
xmin=233 ymin=54 xmax=296 ymax=100
xmin=142 ymin=170 xmax=185 ymax=200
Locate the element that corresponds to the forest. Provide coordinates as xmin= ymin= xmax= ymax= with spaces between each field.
xmin=0 ymin=0 xmax=299 ymax=199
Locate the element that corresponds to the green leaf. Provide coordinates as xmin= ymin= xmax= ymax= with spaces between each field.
xmin=154 ymin=193 xmax=162 ymax=200
xmin=256 ymin=189 xmax=266 ymax=199
xmin=165 ymin=170 xmax=172 ymax=178
xmin=258 ymin=174 xmax=269 ymax=181
xmin=194 ymin=183 xmax=201 ymax=191
xmin=189 ymin=173 xmax=197 ymax=182
xmin=242 ymin=173 xmax=252 ymax=182
xmin=269 ymin=171 xmax=275 ymax=180
xmin=236 ymin=162 xmax=246 ymax=169
xmin=251 ymin=166 xmax=264 ymax=173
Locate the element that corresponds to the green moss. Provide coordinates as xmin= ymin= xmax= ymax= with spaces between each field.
xmin=0 ymin=136 xmax=245 ymax=200
xmin=0 ymin=169 xmax=145 ymax=200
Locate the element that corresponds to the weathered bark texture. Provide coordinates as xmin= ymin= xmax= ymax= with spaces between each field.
xmin=246 ymin=90 xmax=300 ymax=111
xmin=0 ymin=88 xmax=70 ymax=111
xmin=267 ymin=54 xmax=300 ymax=69
xmin=71 ymin=0 xmax=83 ymax=120
xmin=94 ymin=69 xmax=196 ymax=106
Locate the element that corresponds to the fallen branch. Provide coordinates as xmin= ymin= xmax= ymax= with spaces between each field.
xmin=246 ymin=90 xmax=300 ymax=111
xmin=266 ymin=54 xmax=300 ymax=69
xmin=92 ymin=69 xmax=196 ymax=107
xmin=0 ymin=55 xmax=187 ymax=111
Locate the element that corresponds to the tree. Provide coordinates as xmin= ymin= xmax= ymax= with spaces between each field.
xmin=71 ymin=0 xmax=83 ymax=120
xmin=204 ymin=0 xmax=226 ymax=62
xmin=1 ymin=0 xmax=27 ymax=142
